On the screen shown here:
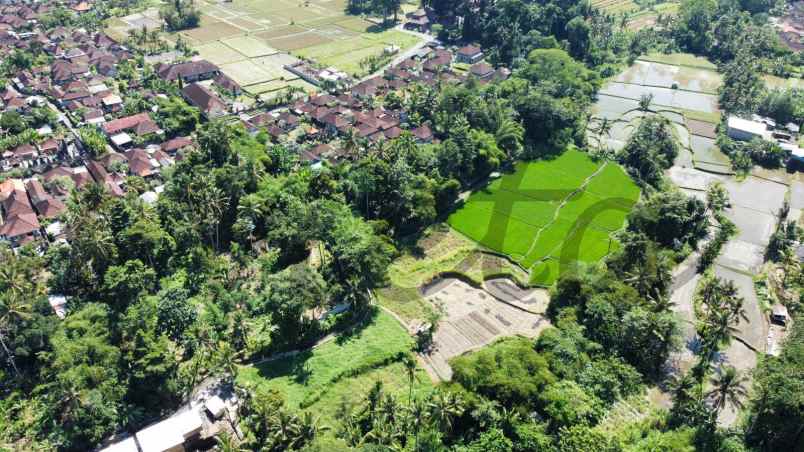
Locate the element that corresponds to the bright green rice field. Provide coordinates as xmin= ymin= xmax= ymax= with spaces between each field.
xmin=448 ymin=149 xmax=640 ymax=286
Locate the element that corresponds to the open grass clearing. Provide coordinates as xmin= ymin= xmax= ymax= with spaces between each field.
xmin=306 ymin=361 xmax=433 ymax=429
xmin=236 ymin=309 xmax=414 ymax=410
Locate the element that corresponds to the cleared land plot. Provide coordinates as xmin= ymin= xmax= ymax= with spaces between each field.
xmin=195 ymin=41 xmax=246 ymax=64
xmin=448 ymin=149 xmax=639 ymax=286
xmin=220 ymin=60 xmax=283 ymax=86
xmin=254 ymin=25 xmax=308 ymax=40
xmin=237 ymin=310 xmax=414 ymax=410
xmin=335 ymin=16 xmax=376 ymax=32
xmin=221 ymin=35 xmax=278 ymax=57
xmin=181 ymin=21 xmax=243 ymax=43
xmin=617 ymin=60 xmax=722 ymax=94
xmin=590 ymin=54 xmax=732 ymax=171
xmin=592 ymin=0 xmax=638 ymax=13
xmin=227 ymin=17 xmax=266 ymax=32
xmin=419 ymin=278 xmax=551 ymax=380
xmin=254 ymin=52 xmax=300 ymax=67
xmin=266 ymin=32 xmax=334 ymax=51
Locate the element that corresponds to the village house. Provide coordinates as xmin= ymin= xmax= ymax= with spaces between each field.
xmin=156 ymin=59 xmax=220 ymax=83
xmin=0 ymin=180 xmax=41 ymax=247
xmin=181 ymin=82 xmax=228 ymax=119
xmin=456 ymin=45 xmax=484 ymax=64
xmin=102 ymin=112 xmax=163 ymax=149
xmin=404 ymin=9 xmax=430 ymax=32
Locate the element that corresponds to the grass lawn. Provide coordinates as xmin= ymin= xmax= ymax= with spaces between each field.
xmin=448 ymin=149 xmax=640 ymax=286
xmin=236 ymin=309 xmax=414 ymax=410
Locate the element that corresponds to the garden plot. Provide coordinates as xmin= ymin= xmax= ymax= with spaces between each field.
xmin=419 ymin=278 xmax=550 ymax=380
xmin=448 ymin=149 xmax=640 ymax=286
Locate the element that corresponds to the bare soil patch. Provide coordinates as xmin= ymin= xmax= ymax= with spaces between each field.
xmin=418 ymin=278 xmax=550 ymax=380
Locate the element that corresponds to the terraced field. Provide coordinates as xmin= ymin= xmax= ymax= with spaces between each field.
xmin=448 ymin=149 xmax=640 ymax=286
xmin=592 ymin=0 xmax=639 ymax=13
xmin=587 ymin=54 xmax=733 ymax=174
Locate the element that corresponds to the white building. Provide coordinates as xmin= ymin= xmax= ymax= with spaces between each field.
xmin=98 ymin=436 xmax=139 ymax=452
xmin=727 ymin=116 xmax=769 ymax=142
xmin=135 ymin=408 xmax=203 ymax=452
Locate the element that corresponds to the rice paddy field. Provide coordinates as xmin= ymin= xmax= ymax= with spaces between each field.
xmin=447 ymin=149 xmax=640 ymax=286
xmin=588 ymin=53 xmax=733 ymax=174
xmin=109 ymin=0 xmax=423 ymax=95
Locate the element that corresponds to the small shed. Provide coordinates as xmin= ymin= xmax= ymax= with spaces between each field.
xmin=771 ymin=303 xmax=789 ymax=325
xmin=205 ymin=395 xmax=227 ymax=419
xmin=48 ymin=295 xmax=67 ymax=319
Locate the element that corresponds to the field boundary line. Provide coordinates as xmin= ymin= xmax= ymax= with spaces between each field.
xmin=523 ymin=161 xmax=610 ymax=267
xmin=612 ymin=80 xmax=719 ymax=96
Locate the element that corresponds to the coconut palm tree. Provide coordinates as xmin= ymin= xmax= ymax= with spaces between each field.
xmin=215 ymin=431 xmax=246 ymax=452
xmin=594 ymin=117 xmax=613 ymax=157
xmin=494 ymin=115 xmax=524 ymax=159
xmin=297 ymin=411 xmax=327 ymax=444
xmin=427 ymin=390 xmax=464 ymax=434
xmin=407 ymin=398 xmax=428 ymax=450
xmin=0 ymin=292 xmax=32 ymax=377
xmin=707 ymin=366 xmax=748 ymax=412
xmin=404 ymin=354 xmax=417 ymax=404
xmin=341 ymin=128 xmax=362 ymax=161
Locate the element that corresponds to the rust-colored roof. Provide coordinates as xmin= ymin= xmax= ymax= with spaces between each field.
xmin=102 ymin=112 xmax=151 ymax=135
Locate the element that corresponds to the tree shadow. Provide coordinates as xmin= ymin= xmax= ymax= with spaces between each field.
xmin=334 ymin=305 xmax=379 ymax=346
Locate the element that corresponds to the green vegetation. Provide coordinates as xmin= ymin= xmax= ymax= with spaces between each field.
xmin=448 ymin=149 xmax=640 ymax=285
xmin=237 ymin=310 xmax=414 ymax=410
